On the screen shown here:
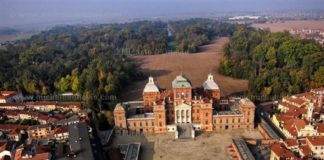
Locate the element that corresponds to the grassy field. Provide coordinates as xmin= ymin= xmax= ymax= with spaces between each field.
xmin=252 ymin=20 xmax=324 ymax=32
xmin=121 ymin=37 xmax=248 ymax=101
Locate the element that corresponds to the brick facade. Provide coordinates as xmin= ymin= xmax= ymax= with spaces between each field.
xmin=114 ymin=74 xmax=255 ymax=134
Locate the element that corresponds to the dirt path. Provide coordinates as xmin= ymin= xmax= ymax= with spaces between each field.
xmin=121 ymin=37 xmax=248 ymax=101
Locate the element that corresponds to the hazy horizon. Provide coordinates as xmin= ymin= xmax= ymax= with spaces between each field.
xmin=1 ymin=0 xmax=324 ymax=29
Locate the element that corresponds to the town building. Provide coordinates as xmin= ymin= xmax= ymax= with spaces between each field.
xmin=114 ymin=74 xmax=255 ymax=138
xmin=67 ymin=123 xmax=94 ymax=160
xmin=27 ymin=125 xmax=53 ymax=140
xmin=270 ymin=142 xmax=297 ymax=160
xmin=0 ymin=101 xmax=83 ymax=113
xmin=306 ymin=136 xmax=324 ymax=159
xmin=269 ymin=87 xmax=324 ymax=159
xmin=0 ymin=91 xmax=23 ymax=103
xmin=272 ymin=88 xmax=324 ymax=139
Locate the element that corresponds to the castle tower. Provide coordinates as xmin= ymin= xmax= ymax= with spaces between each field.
xmin=113 ymin=103 xmax=127 ymax=130
xmin=307 ymin=102 xmax=314 ymax=122
xmin=239 ymin=98 xmax=255 ymax=129
xmin=199 ymin=99 xmax=213 ymax=131
xmin=172 ymin=74 xmax=192 ymax=105
xmin=143 ymin=76 xmax=160 ymax=111
xmin=153 ymin=101 xmax=167 ymax=133
xmin=202 ymin=74 xmax=220 ymax=100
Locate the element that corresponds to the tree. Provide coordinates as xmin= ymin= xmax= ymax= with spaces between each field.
xmin=56 ymin=75 xmax=71 ymax=92
xmin=310 ymin=67 xmax=324 ymax=88
xmin=98 ymin=113 xmax=110 ymax=130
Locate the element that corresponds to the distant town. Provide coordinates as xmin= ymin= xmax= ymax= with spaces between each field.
xmin=0 ymin=91 xmax=107 ymax=160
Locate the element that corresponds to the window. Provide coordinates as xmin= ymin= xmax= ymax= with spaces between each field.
xmin=152 ymin=122 xmax=154 ymax=126
xmin=238 ymin=118 xmax=241 ymax=123
xmin=140 ymin=122 xmax=142 ymax=127
xmin=247 ymin=119 xmax=249 ymax=123
xmin=220 ymin=119 xmax=222 ymax=123
xmin=159 ymin=114 xmax=162 ymax=118
xmin=146 ymin=122 xmax=148 ymax=126
xmin=226 ymin=119 xmax=228 ymax=123
xmin=232 ymin=119 xmax=234 ymax=123
xmin=134 ymin=123 xmax=136 ymax=127
xmin=206 ymin=113 xmax=208 ymax=117
xmin=159 ymin=122 xmax=162 ymax=127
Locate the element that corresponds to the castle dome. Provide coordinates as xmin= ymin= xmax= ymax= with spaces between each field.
xmin=172 ymin=74 xmax=192 ymax=88
xmin=202 ymin=74 xmax=219 ymax=90
xmin=143 ymin=76 xmax=159 ymax=93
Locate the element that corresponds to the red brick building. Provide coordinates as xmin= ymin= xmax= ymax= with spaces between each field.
xmin=114 ymin=74 xmax=255 ymax=138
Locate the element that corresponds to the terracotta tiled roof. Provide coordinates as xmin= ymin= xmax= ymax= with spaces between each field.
xmin=54 ymin=114 xmax=66 ymax=119
xmin=0 ymin=91 xmax=18 ymax=99
xmin=285 ymin=107 xmax=307 ymax=117
xmin=306 ymin=136 xmax=324 ymax=146
xmin=315 ymin=123 xmax=324 ymax=133
xmin=0 ymin=124 xmax=28 ymax=130
xmin=54 ymin=126 xmax=69 ymax=134
xmin=0 ymin=103 xmax=26 ymax=107
xmin=311 ymin=87 xmax=324 ymax=93
xmin=284 ymin=96 xmax=306 ymax=106
xmin=25 ymin=101 xmax=57 ymax=106
xmin=275 ymin=114 xmax=292 ymax=122
xmin=271 ymin=143 xmax=296 ymax=158
xmin=47 ymin=117 xmax=58 ymax=124
xmin=279 ymin=101 xmax=296 ymax=111
xmin=299 ymin=145 xmax=312 ymax=157
xmin=57 ymin=102 xmax=82 ymax=109
xmin=298 ymin=139 xmax=307 ymax=145
xmin=295 ymin=92 xmax=313 ymax=98
xmin=37 ymin=114 xmax=49 ymax=121
xmin=5 ymin=110 xmax=19 ymax=116
xmin=0 ymin=142 xmax=7 ymax=152
xmin=8 ymin=128 xmax=20 ymax=135
xmin=285 ymin=139 xmax=298 ymax=147
xmin=27 ymin=124 xmax=51 ymax=131
xmin=283 ymin=119 xmax=308 ymax=137
xmin=24 ymin=152 xmax=50 ymax=160
xmin=35 ymin=145 xmax=50 ymax=154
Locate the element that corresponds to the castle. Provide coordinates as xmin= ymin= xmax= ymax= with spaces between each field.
xmin=114 ymin=74 xmax=255 ymax=138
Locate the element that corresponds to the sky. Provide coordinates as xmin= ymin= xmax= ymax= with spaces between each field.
xmin=1 ymin=0 xmax=324 ymax=28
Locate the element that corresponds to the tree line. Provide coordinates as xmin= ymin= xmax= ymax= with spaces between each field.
xmin=219 ymin=25 xmax=324 ymax=101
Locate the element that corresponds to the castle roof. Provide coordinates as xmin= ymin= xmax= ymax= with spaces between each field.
xmin=143 ymin=76 xmax=159 ymax=93
xmin=172 ymin=74 xmax=191 ymax=88
xmin=202 ymin=74 xmax=219 ymax=90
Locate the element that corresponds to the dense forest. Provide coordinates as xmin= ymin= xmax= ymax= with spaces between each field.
xmin=170 ymin=19 xmax=235 ymax=52
xmin=0 ymin=19 xmax=235 ymax=108
xmin=219 ymin=25 xmax=324 ymax=101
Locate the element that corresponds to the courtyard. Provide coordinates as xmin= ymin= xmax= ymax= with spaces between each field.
xmin=111 ymin=129 xmax=263 ymax=160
